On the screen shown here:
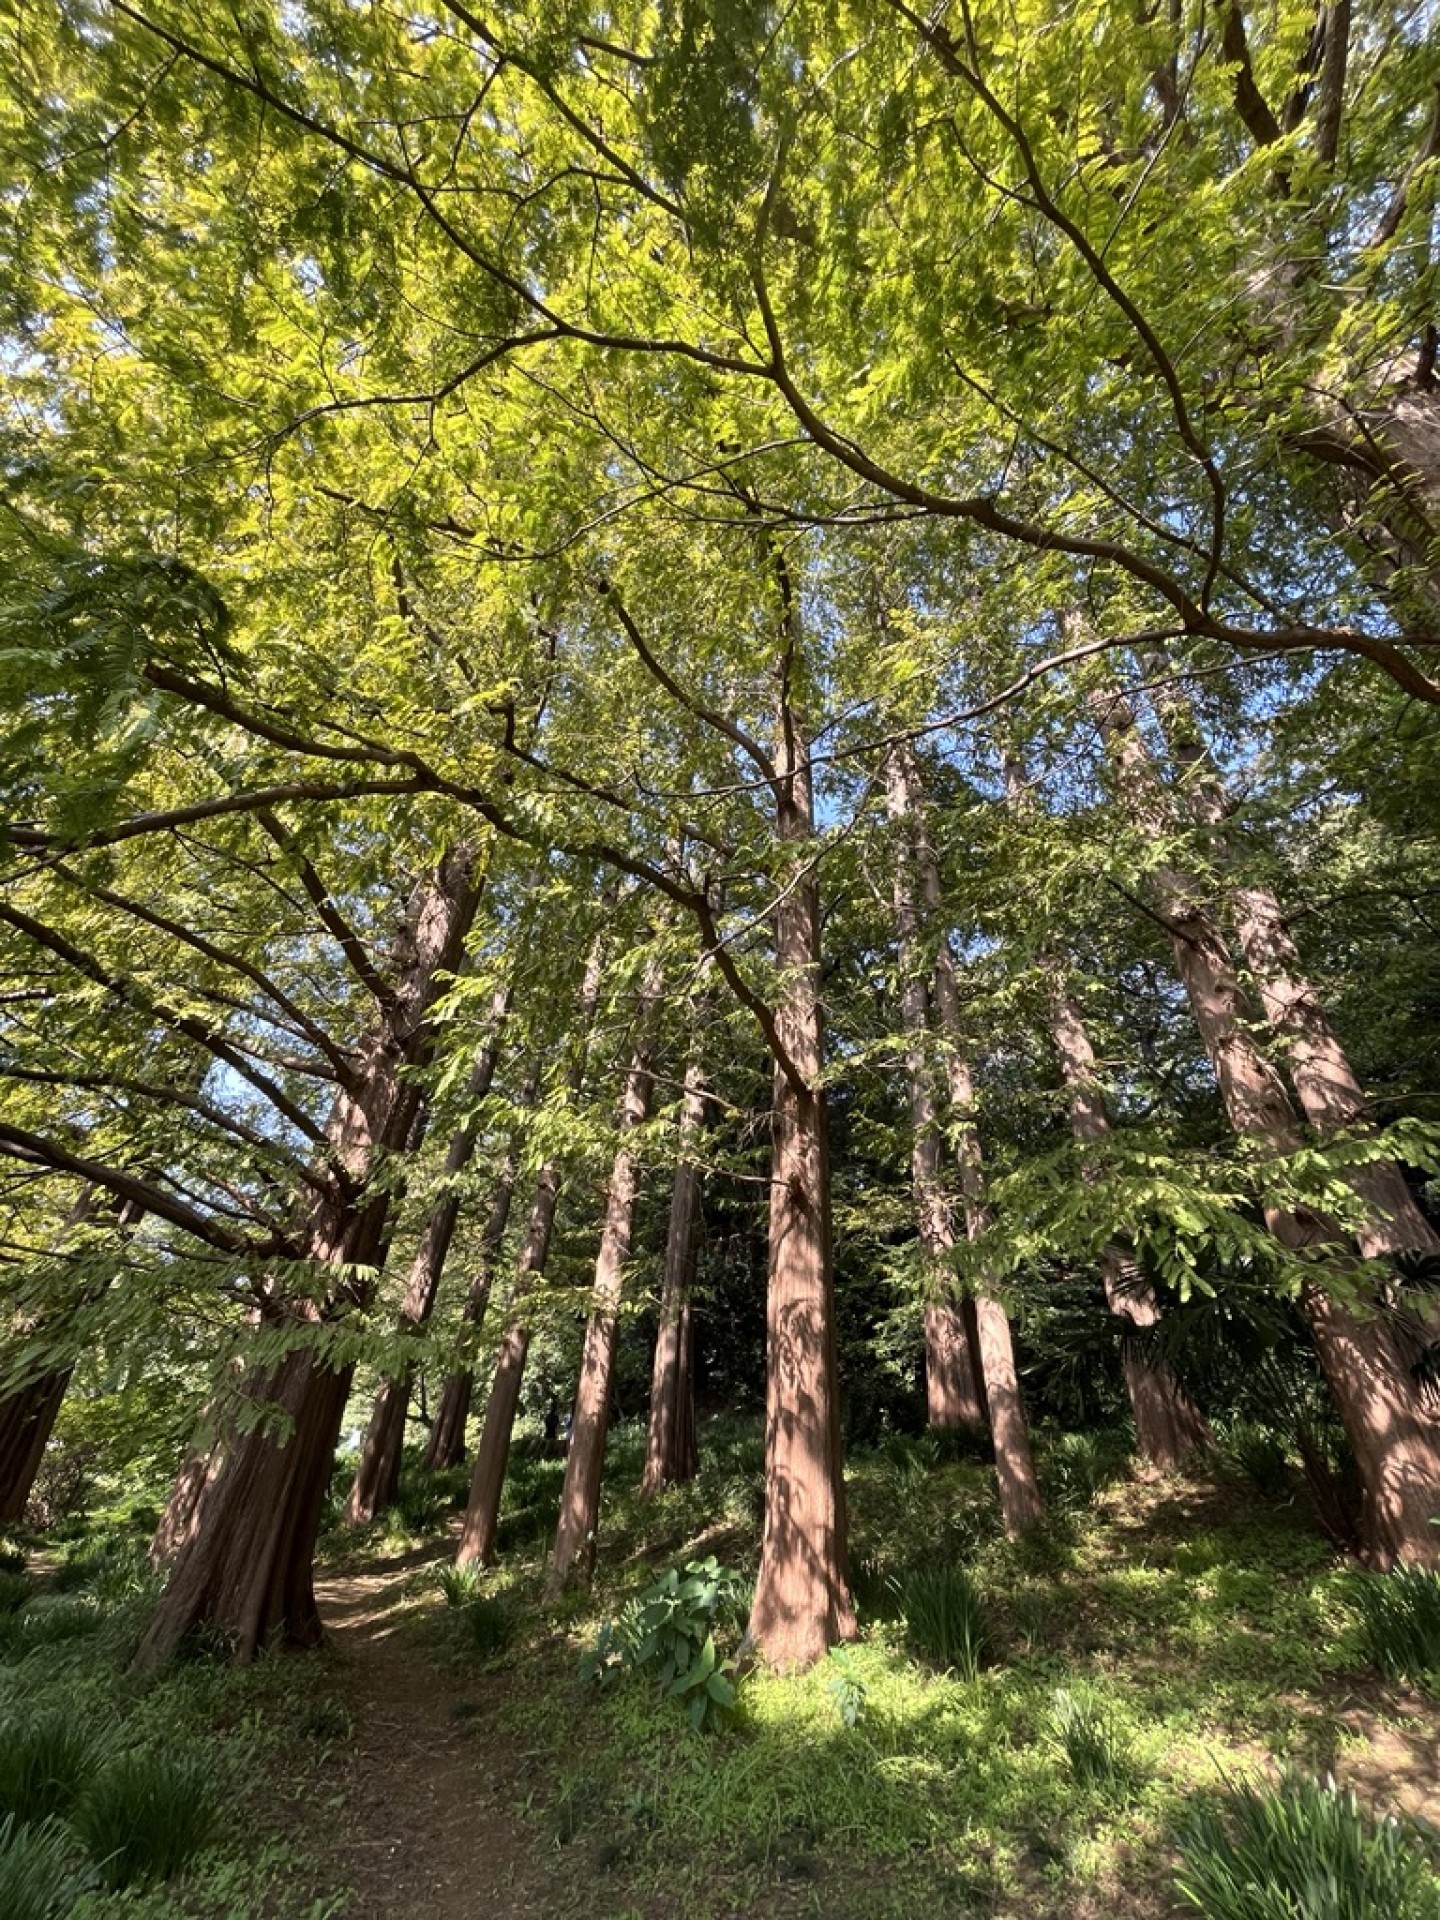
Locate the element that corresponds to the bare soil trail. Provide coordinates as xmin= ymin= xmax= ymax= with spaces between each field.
xmin=303 ymin=1550 xmax=577 ymax=1920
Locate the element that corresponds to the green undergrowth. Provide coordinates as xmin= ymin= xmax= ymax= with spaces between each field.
xmin=400 ymin=1416 xmax=1435 ymax=1919
xmin=0 ymin=1516 xmax=352 ymax=1919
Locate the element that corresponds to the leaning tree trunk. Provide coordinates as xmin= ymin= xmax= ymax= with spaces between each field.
xmin=455 ymin=936 xmax=607 ymax=1568
xmin=1045 ymin=968 xmax=1212 ymax=1467
xmin=138 ymin=844 xmax=479 ymax=1665
xmin=546 ymin=963 xmax=663 ymax=1595
xmin=344 ymin=982 xmax=512 ymax=1525
xmin=895 ymin=746 xmax=1043 ymax=1533
xmin=1102 ymin=688 xmax=1440 ymax=1564
xmin=744 ymin=683 xmax=856 ymax=1672
xmin=0 ymin=1367 xmax=69 ymax=1526
xmin=640 ymin=1045 xmax=708 ymax=1498
xmin=422 ymin=1087 xmax=532 ymax=1473
xmin=883 ymin=750 xmax=988 ymax=1430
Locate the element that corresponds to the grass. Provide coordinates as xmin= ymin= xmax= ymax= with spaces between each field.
xmin=1348 ymin=1565 xmax=1440 ymax=1692
xmin=0 ymin=1815 xmax=93 ymax=1920
xmin=71 ymin=1752 xmax=218 ymax=1890
xmin=0 ymin=1711 xmax=105 ymax=1824
xmin=1175 ymin=1772 xmax=1440 ymax=1920
xmin=895 ymin=1565 xmax=992 ymax=1679
xmin=1048 ymin=1686 xmax=1135 ymax=1793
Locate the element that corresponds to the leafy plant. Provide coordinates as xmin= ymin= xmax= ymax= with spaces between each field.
xmin=0 ymin=1570 xmax=29 ymax=1615
xmin=0 ymin=1712 xmax=105 ymax=1824
xmin=824 ymin=1648 xmax=868 ymax=1729
xmin=1220 ymin=1420 xmax=1293 ymax=1500
xmin=581 ymin=1557 xmax=745 ymax=1730
xmin=435 ymin=1562 xmax=486 ymax=1609
xmin=1049 ymin=1687 xmax=1133 ymax=1792
xmin=896 ymin=1566 xmax=992 ymax=1679
xmin=1043 ymin=1430 xmax=1130 ymax=1511
xmin=0 ymin=1815 xmax=92 ymax=1920
xmin=1175 ymin=1773 xmax=1440 ymax=1920
xmin=1348 ymin=1567 xmax=1440 ymax=1692
xmin=71 ymin=1752 xmax=218 ymax=1890
xmin=460 ymin=1594 xmax=516 ymax=1657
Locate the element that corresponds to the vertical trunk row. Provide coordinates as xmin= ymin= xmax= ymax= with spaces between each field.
xmin=344 ymin=980 xmax=514 ymax=1525
xmin=1044 ymin=970 xmax=1211 ymax=1466
xmin=137 ymin=844 xmax=480 ymax=1665
xmin=455 ymin=935 xmax=608 ymax=1569
xmin=546 ymin=958 xmax=665 ymax=1595
xmin=892 ymin=747 xmax=1043 ymax=1534
xmin=1101 ymin=689 xmax=1440 ymax=1565
xmin=744 ymin=662 xmax=856 ymax=1671
xmin=639 ymin=1043 xmax=707 ymax=1497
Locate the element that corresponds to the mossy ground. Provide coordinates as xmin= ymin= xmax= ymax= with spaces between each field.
xmin=4 ymin=1419 xmax=1436 ymax=1918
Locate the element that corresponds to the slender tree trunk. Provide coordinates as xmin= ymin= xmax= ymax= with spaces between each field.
xmin=895 ymin=747 xmax=1043 ymax=1532
xmin=883 ymin=750 xmax=988 ymax=1429
xmin=344 ymin=982 xmax=512 ymax=1525
xmin=138 ymin=845 xmax=479 ymax=1664
xmin=546 ymin=964 xmax=663 ymax=1594
xmin=455 ymin=935 xmax=607 ymax=1567
xmin=422 ymin=1089 xmax=532 ymax=1473
xmin=640 ymin=1046 xmax=707 ymax=1497
xmin=0 ymin=1368 xmax=69 ymax=1525
xmin=1102 ymin=689 xmax=1440 ymax=1564
xmin=1045 ymin=970 xmax=1212 ymax=1466
xmin=745 ymin=676 xmax=856 ymax=1671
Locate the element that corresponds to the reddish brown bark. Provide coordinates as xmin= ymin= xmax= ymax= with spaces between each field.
xmin=640 ymin=1048 xmax=706 ymax=1498
xmin=745 ymin=687 xmax=856 ymax=1671
xmin=893 ymin=748 xmax=1042 ymax=1533
xmin=546 ymin=966 xmax=663 ymax=1595
xmin=344 ymin=982 xmax=512 ymax=1525
xmin=0 ymin=1367 xmax=69 ymax=1525
xmin=138 ymin=845 xmax=479 ymax=1665
xmin=1045 ymin=969 xmax=1211 ymax=1467
xmin=1103 ymin=690 xmax=1440 ymax=1564
xmin=455 ymin=938 xmax=607 ymax=1567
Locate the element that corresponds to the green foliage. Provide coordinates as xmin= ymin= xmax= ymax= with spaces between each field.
xmin=1041 ymin=1429 xmax=1131 ymax=1511
xmin=1048 ymin=1687 xmax=1134 ymax=1793
xmin=823 ymin=1647 xmax=868 ymax=1729
xmin=71 ymin=1751 xmax=218 ymax=1891
xmin=1348 ymin=1567 xmax=1440 ymax=1693
xmin=0 ymin=1711 xmax=104 ymax=1824
xmin=581 ymin=1558 xmax=746 ymax=1730
xmin=435 ymin=1562 xmax=486 ymax=1610
xmin=0 ymin=1570 xmax=30 ymax=1615
xmin=895 ymin=1566 xmax=992 ymax=1680
xmin=459 ymin=1595 xmax=517 ymax=1658
xmin=1174 ymin=1774 xmax=1440 ymax=1920
xmin=0 ymin=1815 xmax=92 ymax=1920
xmin=1220 ymin=1422 xmax=1293 ymax=1501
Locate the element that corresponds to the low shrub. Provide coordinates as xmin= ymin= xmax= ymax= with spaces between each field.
xmin=0 ymin=1815 xmax=92 ymax=1920
xmin=435 ymin=1561 xmax=486 ymax=1609
xmin=582 ymin=1557 xmax=745 ymax=1729
xmin=71 ymin=1751 xmax=218 ymax=1891
xmin=896 ymin=1565 xmax=992 ymax=1679
xmin=0 ymin=1712 xmax=105 ymax=1823
xmin=1175 ymin=1772 xmax=1440 ymax=1920
xmin=1348 ymin=1566 xmax=1440 ymax=1692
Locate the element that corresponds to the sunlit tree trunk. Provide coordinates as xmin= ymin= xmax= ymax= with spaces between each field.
xmin=892 ymin=747 xmax=1042 ymax=1532
xmin=640 ymin=1046 xmax=708 ymax=1498
xmin=455 ymin=937 xmax=606 ymax=1568
xmin=546 ymin=962 xmax=663 ymax=1595
xmin=745 ymin=651 xmax=856 ymax=1671
xmin=344 ymin=981 xmax=512 ymax=1525
xmin=1102 ymin=689 xmax=1440 ymax=1564
xmin=138 ymin=845 xmax=479 ymax=1665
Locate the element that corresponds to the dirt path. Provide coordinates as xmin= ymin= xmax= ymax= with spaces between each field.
xmin=303 ymin=1553 xmax=574 ymax=1920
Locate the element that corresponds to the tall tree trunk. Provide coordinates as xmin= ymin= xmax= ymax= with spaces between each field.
xmin=745 ymin=671 xmax=856 ymax=1671
xmin=422 ymin=1082 xmax=533 ymax=1473
xmin=1102 ymin=689 xmax=1440 ymax=1564
xmin=344 ymin=982 xmax=512 ymax=1525
xmin=546 ymin=963 xmax=663 ymax=1595
xmin=455 ymin=936 xmax=607 ymax=1567
xmin=894 ymin=747 xmax=1043 ymax=1532
xmin=138 ymin=845 xmax=479 ymax=1664
xmin=640 ymin=1046 xmax=707 ymax=1497
xmin=1045 ymin=970 xmax=1212 ymax=1466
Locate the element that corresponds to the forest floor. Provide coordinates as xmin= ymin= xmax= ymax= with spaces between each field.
xmin=4 ymin=1420 xmax=1439 ymax=1919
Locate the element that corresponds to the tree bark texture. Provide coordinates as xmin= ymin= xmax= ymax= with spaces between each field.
xmin=455 ymin=937 xmax=607 ymax=1567
xmin=745 ymin=688 xmax=856 ymax=1672
xmin=1102 ymin=689 xmax=1440 ymax=1564
xmin=546 ymin=962 xmax=663 ymax=1595
xmin=894 ymin=747 xmax=1043 ymax=1532
xmin=1045 ymin=969 xmax=1211 ymax=1467
xmin=640 ymin=1047 xmax=707 ymax=1497
xmin=139 ymin=844 xmax=480 ymax=1664
xmin=344 ymin=981 xmax=512 ymax=1525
